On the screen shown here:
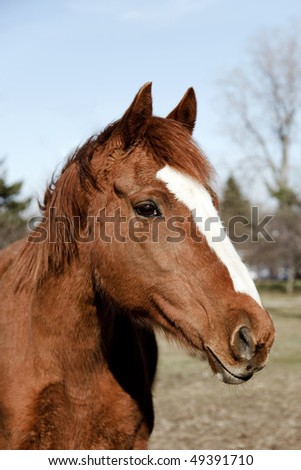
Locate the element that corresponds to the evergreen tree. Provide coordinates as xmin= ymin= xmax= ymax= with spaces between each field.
xmin=220 ymin=175 xmax=251 ymax=243
xmin=0 ymin=161 xmax=31 ymax=249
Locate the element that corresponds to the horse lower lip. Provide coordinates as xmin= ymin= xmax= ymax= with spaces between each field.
xmin=206 ymin=347 xmax=253 ymax=384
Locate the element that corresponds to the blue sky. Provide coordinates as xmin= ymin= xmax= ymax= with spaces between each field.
xmin=1 ymin=0 xmax=300 ymax=210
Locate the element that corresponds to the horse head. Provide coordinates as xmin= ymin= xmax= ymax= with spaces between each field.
xmin=82 ymin=83 xmax=275 ymax=385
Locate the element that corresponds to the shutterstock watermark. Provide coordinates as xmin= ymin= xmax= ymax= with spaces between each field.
xmin=27 ymin=207 xmax=275 ymax=244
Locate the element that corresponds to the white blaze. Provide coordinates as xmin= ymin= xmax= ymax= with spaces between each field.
xmin=156 ymin=165 xmax=262 ymax=306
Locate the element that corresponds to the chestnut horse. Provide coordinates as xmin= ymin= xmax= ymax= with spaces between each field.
xmin=0 ymin=84 xmax=275 ymax=449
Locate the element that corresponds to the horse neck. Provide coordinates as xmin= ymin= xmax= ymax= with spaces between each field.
xmin=30 ymin=248 xmax=105 ymax=383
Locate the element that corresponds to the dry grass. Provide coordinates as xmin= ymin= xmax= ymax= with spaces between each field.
xmin=149 ymin=292 xmax=301 ymax=450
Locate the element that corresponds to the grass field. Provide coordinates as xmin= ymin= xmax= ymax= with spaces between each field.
xmin=149 ymin=291 xmax=301 ymax=450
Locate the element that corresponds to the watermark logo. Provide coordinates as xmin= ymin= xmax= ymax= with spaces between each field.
xmin=27 ymin=207 xmax=275 ymax=244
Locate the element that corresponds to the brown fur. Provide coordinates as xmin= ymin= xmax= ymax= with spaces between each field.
xmin=0 ymin=84 xmax=274 ymax=449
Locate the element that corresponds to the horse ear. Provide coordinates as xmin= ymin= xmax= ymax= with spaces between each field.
xmin=119 ymin=82 xmax=153 ymax=148
xmin=166 ymin=87 xmax=197 ymax=134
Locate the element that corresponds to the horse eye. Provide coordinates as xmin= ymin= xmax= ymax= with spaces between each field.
xmin=134 ymin=201 xmax=161 ymax=218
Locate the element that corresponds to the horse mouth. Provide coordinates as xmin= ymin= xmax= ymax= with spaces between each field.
xmin=206 ymin=347 xmax=253 ymax=385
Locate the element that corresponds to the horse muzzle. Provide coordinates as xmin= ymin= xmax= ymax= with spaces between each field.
xmin=206 ymin=346 xmax=259 ymax=385
xmin=205 ymin=325 xmax=271 ymax=385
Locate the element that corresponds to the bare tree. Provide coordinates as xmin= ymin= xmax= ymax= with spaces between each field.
xmin=219 ymin=24 xmax=301 ymax=291
xmin=219 ymin=24 xmax=301 ymax=206
xmin=242 ymin=204 xmax=301 ymax=293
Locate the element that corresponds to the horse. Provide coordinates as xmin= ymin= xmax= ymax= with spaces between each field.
xmin=0 ymin=83 xmax=275 ymax=449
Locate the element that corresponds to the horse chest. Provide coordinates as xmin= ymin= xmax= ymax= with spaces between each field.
xmin=67 ymin=378 xmax=148 ymax=450
xmin=13 ymin=373 xmax=148 ymax=450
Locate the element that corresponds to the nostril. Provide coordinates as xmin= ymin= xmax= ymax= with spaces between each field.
xmin=239 ymin=326 xmax=252 ymax=347
xmin=231 ymin=326 xmax=255 ymax=361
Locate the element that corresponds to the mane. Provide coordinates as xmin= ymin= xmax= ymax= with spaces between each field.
xmin=16 ymin=116 xmax=214 ymax=290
